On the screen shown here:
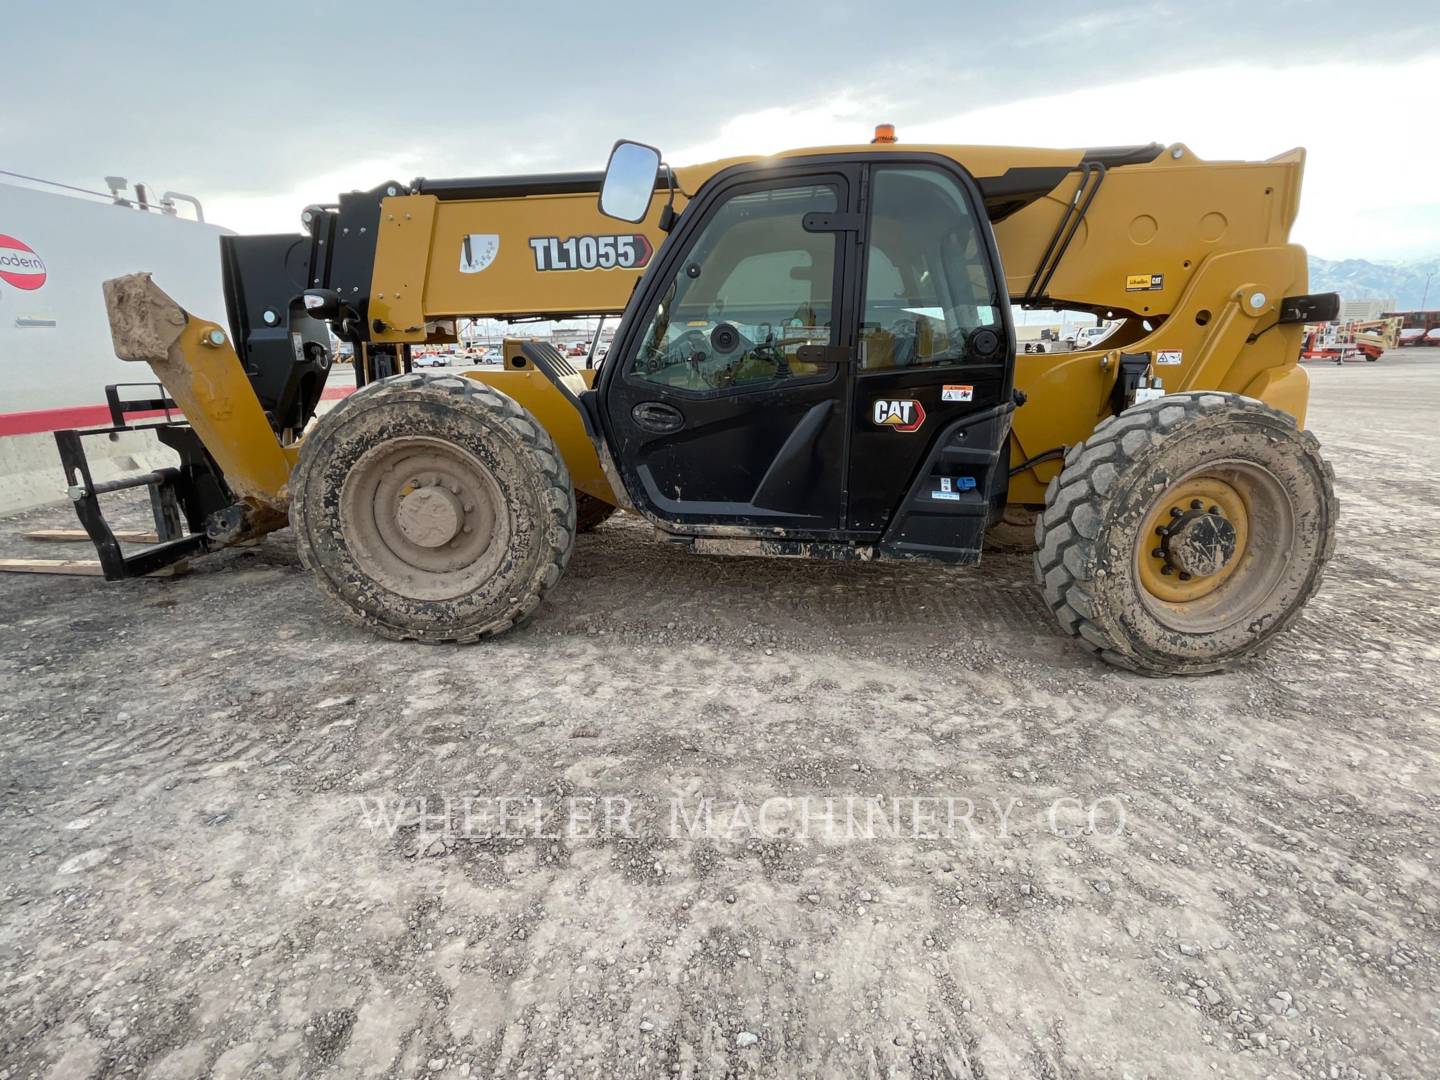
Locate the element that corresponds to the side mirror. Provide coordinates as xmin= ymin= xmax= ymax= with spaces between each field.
xmin=599 ymin=140 xmax=661 ymax=223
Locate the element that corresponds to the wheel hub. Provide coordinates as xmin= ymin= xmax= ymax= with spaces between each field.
xmin=1162 ymin=508 xmax=1238 ymax=577
xmin=396 ymin=485 xmax=465 ymax=548
xmin=1138 ymin=477 xmax=1251 ymax=604
xmin=338 ymin=436 xmax=507 ymax=602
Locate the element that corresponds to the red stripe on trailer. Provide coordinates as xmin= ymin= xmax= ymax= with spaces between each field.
xmin=0 ymin=384 xmax=356 ymax=437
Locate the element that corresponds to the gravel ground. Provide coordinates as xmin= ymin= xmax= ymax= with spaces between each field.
xmin=1 ymin=354 xmax=1436 ymax=1079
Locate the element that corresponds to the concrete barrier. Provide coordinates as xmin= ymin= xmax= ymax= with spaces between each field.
xmin=0 ymin=428 xmax=176 ymax=517
xmin=0 ymin=384 xmax=357 ymax=520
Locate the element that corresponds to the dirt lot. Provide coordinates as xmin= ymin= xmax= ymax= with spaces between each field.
xmin=1 ymin=355 xmax=1436 ymax=1079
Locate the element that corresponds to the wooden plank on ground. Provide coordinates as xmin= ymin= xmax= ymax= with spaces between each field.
xmin=22 ymin=529 xmax=161 ymax=544
xmin=0 ymin=558 xmax=105 ymax=576
xmin=0 ymin=558 xmax=186 ymax=578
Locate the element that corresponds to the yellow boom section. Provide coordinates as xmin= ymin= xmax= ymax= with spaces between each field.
xmin=369 ymin=189 xmax=678 ymax=343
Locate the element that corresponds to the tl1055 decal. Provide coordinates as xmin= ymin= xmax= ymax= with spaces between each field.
xmin=529 ymin=234 xmax=653 ymax=272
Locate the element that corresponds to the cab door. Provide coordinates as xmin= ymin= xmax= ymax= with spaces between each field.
xmin=845 ymin=163 xmax=1013 ymax=541
xmin=600 ymin=166 xmax=857 ymax=535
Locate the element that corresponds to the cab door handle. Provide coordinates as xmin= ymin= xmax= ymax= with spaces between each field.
xmin=631 ymin=401 xmax=684 ymax=433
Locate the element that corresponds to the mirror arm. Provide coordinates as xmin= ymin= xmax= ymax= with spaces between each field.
xmin=658 ymin=163 xmax=680 ymax=232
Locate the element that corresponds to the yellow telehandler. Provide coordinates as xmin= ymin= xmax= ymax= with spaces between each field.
xmin=68 ymin=129 xmax=1338 ymax=673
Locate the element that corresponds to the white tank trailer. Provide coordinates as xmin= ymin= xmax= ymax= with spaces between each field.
xmin=0 ymin=179 xmax=233 ymax=513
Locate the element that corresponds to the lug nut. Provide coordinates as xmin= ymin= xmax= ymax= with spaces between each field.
xmin=1190 ymin=499 xmax=1204 ymax=510
xmin=1178 ymin=571 xmax=1192 ymax=581
xmin=1170 ymin=507 xmax=1184 ymax=519
xmin=1209 ymin=505 xmax=1221 ymax=515
xmin=1152 ymin=547 xmax=1165 ymax=558
xmin=1156 ymin=526 xmax=1169 ymax=537
xmin=1161 ymin=565 xmax=1174 ymax=575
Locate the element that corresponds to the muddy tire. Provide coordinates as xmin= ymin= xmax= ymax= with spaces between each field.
xmin=1034 ymin=392 xmax=1337 ymax=675
xmin=575 ymin=492 xmax=618 ymax=533
xmin=290 ymin=373 xmax=575 ymax=643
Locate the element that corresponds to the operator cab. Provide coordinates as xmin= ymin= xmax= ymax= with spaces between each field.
xmin=587 ymin=139 xmax=1017 ymax=563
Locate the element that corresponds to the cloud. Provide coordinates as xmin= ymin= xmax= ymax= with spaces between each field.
xmin=671 ymin=98 xmax=876 ymax=165
xmin=901 ymin=58 xmax=1440 ymax=260
xmin=668 ymin=56 xmax=1440 ymax=261
xmin=203 ymin=152 xmax=428 ymax=237
xmin=12 ymin=0 xmax=1433 ymax=259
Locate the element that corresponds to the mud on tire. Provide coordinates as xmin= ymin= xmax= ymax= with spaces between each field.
xmin=1034 ymin=392 xmax=1338 ymax=675
xmin=290 ymin=373 xmax=575 ymax=643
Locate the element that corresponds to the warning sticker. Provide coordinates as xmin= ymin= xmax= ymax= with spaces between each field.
xmin=1126 ymin=273 xmax=1164 ymax=292
xmin=941 ymin=384 xmax=974 ymax=402
xmin=1156 ymin=350 xmax=1183 ymax=366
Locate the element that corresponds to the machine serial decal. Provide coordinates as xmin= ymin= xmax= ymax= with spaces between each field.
xmin=932 ymin=476 xmax=978 ymax=503
xmin=941 ymin=384 xmax=974 ymax=402
xmin=1156 ymin=349 xmax=1183 ymax=365
xmin=932 ymin=476 xmax=978 ymax=501
xmin=1126 ymin=273 xmax=1164 ymax=292
xmin=0 ymin=234 xmax=47 ymax=291
xmin=529 ymin=233 xmax=653 ymax=272
xmin=459 ymin=234 xmax=501 ymax=274
xmin=872 ymin=399 xmax=926 ymax=433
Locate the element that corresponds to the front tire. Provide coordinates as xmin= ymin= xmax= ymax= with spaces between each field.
xmin=290 ymin=373 xmax=575 ymax=643
xmin=1034 ymin=392 xmax=1337 ymax=675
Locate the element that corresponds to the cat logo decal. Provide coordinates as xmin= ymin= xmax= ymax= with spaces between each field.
xmin=872 ymin=398 xmax=926 ymax=433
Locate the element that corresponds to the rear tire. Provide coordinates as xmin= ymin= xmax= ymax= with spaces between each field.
xmin=290 ymin=373 xmax=575 ymax=642
xmin=575 ymin=492 xmax=618 ymax=533
xmin=1034 ymin=392 xmax=1337 ymax=675
xmin=984 ymin=504 xmax=1040 ymax=553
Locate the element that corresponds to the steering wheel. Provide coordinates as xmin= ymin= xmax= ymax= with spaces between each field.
xmin=662 ymin=324 xmax=772 ymax=389
xmin=710 ymin=324 xmax=791 ymax=389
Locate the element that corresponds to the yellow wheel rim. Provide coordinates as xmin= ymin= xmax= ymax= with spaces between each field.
xmin=1137 ymin=476 xmax=1250 ymax=603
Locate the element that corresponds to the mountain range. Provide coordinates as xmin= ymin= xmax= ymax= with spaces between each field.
xmin=1308 ymin=255 xmax=1440 ymax=311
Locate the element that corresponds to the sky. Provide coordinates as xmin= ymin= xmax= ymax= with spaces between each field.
xmin=5 ymin=0 xmax=1439 ymax=261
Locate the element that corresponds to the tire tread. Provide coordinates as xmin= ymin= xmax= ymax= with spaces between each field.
xmin=291 ymin=372 xmax=575 ymax=643
xmin=1033 ymin=391 xmax=1338 ymax=675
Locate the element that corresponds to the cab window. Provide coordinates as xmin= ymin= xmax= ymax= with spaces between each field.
xmin=860 ymin=167 xmax=1000 ymax=371
xmin=629 ymin=182 xmax=841 ymax=392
